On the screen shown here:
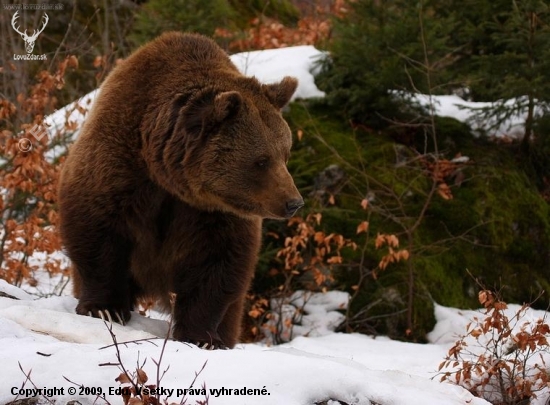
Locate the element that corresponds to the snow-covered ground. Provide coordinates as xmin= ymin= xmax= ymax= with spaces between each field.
xmin=1 ymin=280 xmax=492 ymax=405
xmin=8 ymin=279 xmax=549 ymax=405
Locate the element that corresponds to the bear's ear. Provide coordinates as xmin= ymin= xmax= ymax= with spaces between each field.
xmin=212 ymin=91 xmax=242 ymax=123
xmin=183 ymin=90 xmax=242 ymax=137
xmin=262 ymin=76 xmax=298 ymax=109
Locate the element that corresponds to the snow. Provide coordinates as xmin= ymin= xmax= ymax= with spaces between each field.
xmin=0 ymin=279 xmax=32 ymax=300
xmin=262 ymin=290 xmax=349 ymax=342
xmin=406 ymin=93 xmax=547 ymax=139
xmin=428 ymin=303 xmax=550 ymax=346
xmin=44 ymin=89 xmax=98 ymax=141
xmin=230 ymin=45 xmax=326 ymax=100
xmin=0 ymin=283 xmax=491 ymax=405
xmin=1 ymin=245 xmax=71 ymax=298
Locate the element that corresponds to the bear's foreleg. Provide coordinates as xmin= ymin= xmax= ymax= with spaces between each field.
xmin=165 ymin=208 xmax=260 ymax=349
xmin=68 ymin=227 xmax=137 ymax=325
xmin=171 ymin=255 xmax=255 ymax=350
xmin=216 ymin=297 xmax=246 ymax=348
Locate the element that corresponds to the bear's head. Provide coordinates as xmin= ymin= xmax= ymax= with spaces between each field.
xmin=160 ymin=76 xmax=304 ymax=220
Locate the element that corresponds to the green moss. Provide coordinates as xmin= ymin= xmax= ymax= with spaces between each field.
xmin=416 ymin=256 xmax=472 ymax=307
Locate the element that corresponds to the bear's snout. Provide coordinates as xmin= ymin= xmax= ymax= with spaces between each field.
xmin=284 ymin=198 xmax=304 ymax=218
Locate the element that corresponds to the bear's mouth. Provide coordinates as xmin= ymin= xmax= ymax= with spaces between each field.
xmin=225 ymin=198 xmax=286 ymax=220
xmin=205 ymin=189 xmax=300 ymax=220
xmin=210 ymin=194 xmax=264 ymax=218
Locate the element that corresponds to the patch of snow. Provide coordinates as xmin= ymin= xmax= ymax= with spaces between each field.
xmin=407 ymin=93 xmax=547 ymax=139
xmin=44 ymin=90 xmax=99 ymax=141
xmin=0 ymin=279 xmax=33 ymax=300
xmin=230 ymin=45 xmax=326 ymax=100
xmin=3 ymin=248 xmax=72 ymax=298
xmin=263 ymin=290 xmax=348 ymax=343
xmin=451 ymin=155 xmax=470 ymax=164
xmin=427 ymin=303 xmax=550 ymax=346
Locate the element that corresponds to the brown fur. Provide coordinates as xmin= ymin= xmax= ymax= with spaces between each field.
xmin=58 ymin=32 xmax=303 ymax=348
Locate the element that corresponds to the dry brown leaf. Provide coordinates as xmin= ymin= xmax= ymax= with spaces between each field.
xmin=136 ymin=368 xmax=148 ymax=384
xmin=375 ymin=233 xmax=385 ymax=249
xmin=115 ymin=372 xmax=132 ymax=384
xmin=356 ymin=221 xmax=369 ymax=234
xmin=437 ymin=183 xmax=453 ymax=200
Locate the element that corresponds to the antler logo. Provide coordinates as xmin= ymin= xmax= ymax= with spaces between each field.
xmin=11 ymin=11 xmax=49 ymax=54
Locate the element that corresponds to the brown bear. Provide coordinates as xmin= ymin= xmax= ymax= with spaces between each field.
xmin=58 ymin=32 xmax=304 ymax=349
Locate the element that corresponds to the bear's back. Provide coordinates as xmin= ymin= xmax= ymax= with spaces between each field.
xmin=73 ymin=33 xmax=238 ymax=153
xmin=98 ymin=32 xmax=237 ymax=107
xmin=145 ymin=32 xmax=233 ymax=68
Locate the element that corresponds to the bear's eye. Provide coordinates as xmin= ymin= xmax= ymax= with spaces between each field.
xmin=255 ymin=157 xmax=270 ymax=169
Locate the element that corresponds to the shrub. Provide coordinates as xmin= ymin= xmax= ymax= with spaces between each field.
xmin=0 ymin=58 xmax=78 ymax=288
xmin=439 ymin=290 xmax=550 ymax=404
xmin=317 ymin=0 xmax=459 ymax=127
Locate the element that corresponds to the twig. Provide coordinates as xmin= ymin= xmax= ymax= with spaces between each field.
xmin=104 ymin=321 xmax=141 ymax=395
xmin=153 ymin=293 xmax=176 ymax=404
xmin=179 ymin=360 xmax=209 ymax=405
xmin=99 ymin=337 xmax=160 ymax=350
xmin=17 ymin=362 xmax=56 ymax=405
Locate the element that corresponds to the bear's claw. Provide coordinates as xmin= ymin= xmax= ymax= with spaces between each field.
xmin=85 ymin=309 xmax=126 ymax=326
xmin=185 ymin=340 xmax=228 ymax=350
xmin=114 ymin=311 xmax=125 ymax=325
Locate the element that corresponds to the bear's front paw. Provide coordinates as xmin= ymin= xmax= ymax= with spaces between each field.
xmin=76 ymin=303 xmax=131 ymax=326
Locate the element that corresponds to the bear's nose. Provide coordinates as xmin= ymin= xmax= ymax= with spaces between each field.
xmin=285 ymin=198 xmax=304 ymax=217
